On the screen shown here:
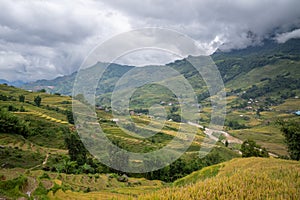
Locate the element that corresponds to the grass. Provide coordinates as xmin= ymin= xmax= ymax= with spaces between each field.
xmin=0 ymin=146 xmax=44 ymax=168
xmin=229 ymin=126 xmax=287 ymax=155
xmin=0 ymin=168 xmax=164 ymax=200
xmin=173 ymin=164 xmax=222 ymax=186
xmin=136 ymin=157 xmax=300 ymax=200
xmin=1 ymin=80 xmax=299 ymax=199
xmin=226 ymin=60 xmax=300 ymax=90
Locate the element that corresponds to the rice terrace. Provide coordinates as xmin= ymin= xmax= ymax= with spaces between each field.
xmin=1 ymin=1 xmax=300 ymax=199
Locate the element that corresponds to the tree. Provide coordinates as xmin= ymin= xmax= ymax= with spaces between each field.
xmin=278 ymin=120 xmax=300 ymax=160
xmin=38 ymin=89 xmax=46 ymax=93
xmin=34 ymin=96 xmax=42 ymax=107
xmin=0 ymin=109 xmax=30 ymax=137
xmin=19 ymin=95 xmax=25 ymax=102
xmin=66 ymin=110 xmax=74 ymax=124
xmin=241 ymin=139 xmax=269 ymax=158
xmin=8 ymin=105 xmax=17 ymax=112
xmin=20 ymin=106 xmax=25 ymax=112
xmin=65 ymin=133 xmax=87 ymax=165
xmin=225 ymin=140 xmax=229 ymax=147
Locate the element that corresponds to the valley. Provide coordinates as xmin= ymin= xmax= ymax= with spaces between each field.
xmin=1 ymin=39 xmax=300 ymax=199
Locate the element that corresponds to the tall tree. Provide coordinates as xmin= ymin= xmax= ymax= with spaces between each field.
xmin=66 ymin=110 xmax=74 ymax=124
xmin=34 ymin=96 xmax=42 ymax=107
xmin=65 ymin=133 xmax=87 ymax=165
xmin=278 ymin=120 xmax=300 ymax=160
xmin=19 ymin=95 xmax=25 ymax=102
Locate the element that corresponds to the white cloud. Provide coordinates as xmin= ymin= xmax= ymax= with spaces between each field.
xmin=0 ymin=0 xmax=300 ymax=81
xmin=0 ymin=0 xmax=131 ymax=81
xmin=275 ymin=29 xmax=300 ymax=43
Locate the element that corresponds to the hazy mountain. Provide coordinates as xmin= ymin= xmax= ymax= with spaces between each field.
xmin=21 ymin=38 xmax=300 ymax=105
xmin=0 ymin=79 xmax=26 ymax=87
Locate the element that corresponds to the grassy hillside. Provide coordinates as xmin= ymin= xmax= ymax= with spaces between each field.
xmin=137 ymin=157 xmax=300 ymax=200
xmin=20 ymin=39 xmax=300 ymax=157
xmin=1 ymin=39 xmax=300 ymax=199
xmin=1 ymin=157 xmax=298 ymax=199
xmin=0 ymin=83 xmax=242 ymax=199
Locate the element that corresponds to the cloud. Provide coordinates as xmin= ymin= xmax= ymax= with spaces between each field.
xmin=0 ymin=0 xmax=131 ymax=81
xmin=103 ymin=0 xmax=300 ymax=51
xmin=275 ymin=28 xmax=300 ymax=43
xmin=0 ymin=0 xmax=300 ymax=81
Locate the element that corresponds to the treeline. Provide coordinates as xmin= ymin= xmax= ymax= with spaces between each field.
xmin=46 ymin=131 xmax=231 ymax=182
xmin=278 ymin=120 xmax=300 ymax=161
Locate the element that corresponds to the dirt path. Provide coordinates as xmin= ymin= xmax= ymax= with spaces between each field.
xmin=42 ymin=153 xmax=49 ymax=165
xmin=187 ymin=121 xmax=278 ymax=157
xmin=187 ymin=121 xmax=242 ymax=144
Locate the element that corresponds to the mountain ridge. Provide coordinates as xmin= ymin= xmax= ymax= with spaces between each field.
xmin=21 ymin=38 xmax=300 ymax=95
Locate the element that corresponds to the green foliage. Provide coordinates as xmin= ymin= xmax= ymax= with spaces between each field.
xmin=278 ymin=120 xmax=300 ymax=160
xmin=39 ymin=172 xmax=50 ymax=179
xmin=19 ymin=105 xmax=26 ymax=112
xmin=226 ymin=120 xmax=247 ymax=130
xmin=174 ymin=164 xmax=221 ymax=186
xmin=241 ymin=75 xmax=299 ymax=100
xmin=241 ymin=139 xmax=269 ymax=158
xmin=55 ymin=158 xmax=78 ymax=174
xmin=65 ymin=110 xmax=74 ymax=124
xmin=0 ymin=146 xmax=44 ymax=168
xmin=0 ymin=175 xmax=27 ymax=199
xmin=34 ymin=95 xmax=42 ymax=107
xmin=65 ymin=132 xmax=87 ymax=165
xmin=139 ymin=157 xmax=300 ymax=200
xmin=38 ymin=89 xmax=46 ymax=93
xmin=8 ymin=104 xmax=18 ymax=111
xmin=50 ymin=183 xmax=62 ymax=194
xmin=19 ymin=94 xmax=25 ymax=102
xmin=143 ymin=150 xmax=232 ymax=182
xmin=0 ymin=109 xmax=31 ymax=137
xmin=33 ymin=182 xmax=49 ymax=199
xmin=167 ymin=113 xmax=181 ymax=122
xmin=0 ymin=94 xmax=8 ymax=101
xmin=225 ymin=140 xmax=229 ymax=147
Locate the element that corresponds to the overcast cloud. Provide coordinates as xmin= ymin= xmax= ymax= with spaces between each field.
xmin=0 ymin=0 xmax=300 ymax=81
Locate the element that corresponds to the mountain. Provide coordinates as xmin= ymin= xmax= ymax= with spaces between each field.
xmin=21 ymin=63 xmax=134 ymax=96
xmin=21 ymin=38 xmax=300 ymax=155
xmin=22 ymin=38 xmax=300 ymax=94
xmin=0 ymin=79 xmax=26 ymax=87
xmin=1 ymin=39 xmax=300 ymax=199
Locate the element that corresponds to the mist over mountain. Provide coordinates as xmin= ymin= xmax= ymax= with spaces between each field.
xmin=21 ymin=38 xmax=300 ymax=99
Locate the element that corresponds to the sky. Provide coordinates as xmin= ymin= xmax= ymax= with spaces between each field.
xmin=0 ymin=0 xmax=300 ymax=82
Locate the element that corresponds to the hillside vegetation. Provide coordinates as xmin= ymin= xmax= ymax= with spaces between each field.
xmin=137 ymin=157 xmax=300 ymax=200
xmin=1 ymin=157 xmax=298 ymax=199
xmin=1 ymin=39 xmax=300 ymax=199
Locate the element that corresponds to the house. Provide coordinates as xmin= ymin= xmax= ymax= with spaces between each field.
xmin=294 ymin=111 xmax=300 ymax=116
xmin=112 ymin=118 xmax=119 ymax=122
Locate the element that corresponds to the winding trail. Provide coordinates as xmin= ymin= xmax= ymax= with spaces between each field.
xmin=187 ymin=121 xmax=278 ymax=157
xmin=187 ymin=121 xmax=242 ymax=143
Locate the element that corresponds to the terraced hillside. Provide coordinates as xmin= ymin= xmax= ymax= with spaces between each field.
xmin=1 ymin=157 xmax=299 ymax=199
xmin=21 ymin=39 xmax=300 ymax=156
xmin=0 ymin=84 xmax=241 ymax=199
xmin=137 ymin=157 xmax=300 ymax=200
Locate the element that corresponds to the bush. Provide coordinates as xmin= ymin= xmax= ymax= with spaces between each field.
xmin=241 ymin=139 xmax=269 ymax=158
xmin=34 ymin=95 xmax=42 ymax=107
xmin=0 ymin=175 xmax=27 ymax=199
xmin=0 ymin=109 xmax=31 ymax=137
